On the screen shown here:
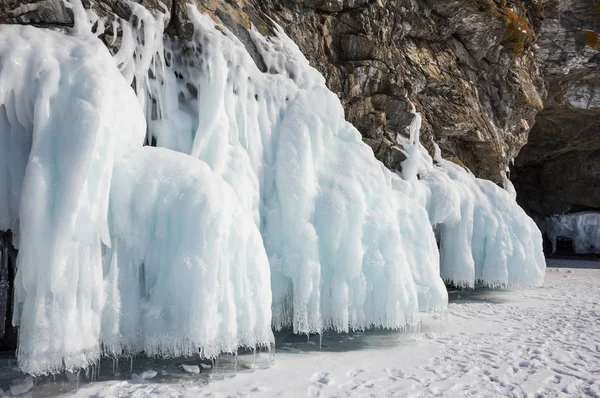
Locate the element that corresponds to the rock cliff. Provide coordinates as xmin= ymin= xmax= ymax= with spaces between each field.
xmin=2 ymin=1 xmax=598 ymax=210
xmin=1 ymin=0 xmax=548 ymax=183
xmin=512 ymin=0 xmax=600 ymax=216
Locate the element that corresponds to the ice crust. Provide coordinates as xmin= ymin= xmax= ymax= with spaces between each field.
xmin=539 ymin=212 xmax=600 ymax=254
xmin=0 ymin=1 xmax=545 ymax=375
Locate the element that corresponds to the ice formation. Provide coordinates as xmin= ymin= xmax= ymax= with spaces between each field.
xmin=137 ymin=7 xmax=450 ymax=334
xmin=394 ymin=130 xmax=546 ymax=287
xmin=0 ymin=25 xmax=145 ymax=374
xmin=105 ymin=147 xmax=273 ymax=358
xmin=539 ymin=212 xmax=600 ymax=254
xmin=0 ymin=0 xmax=546 ymax=375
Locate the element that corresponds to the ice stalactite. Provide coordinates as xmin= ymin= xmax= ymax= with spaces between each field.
xmin=103 ymin=147 xmax=274 ymax=358
xmin=133 ymin=7 xmax=449 ymax=334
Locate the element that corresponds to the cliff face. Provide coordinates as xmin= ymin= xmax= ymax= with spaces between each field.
xmin=513 ymin=0 xmax=600 ymax=216
xmin=234 ymin=0 xmax=547 ymax=183
xmin=1 ymin=0 xmax=548 ymax=183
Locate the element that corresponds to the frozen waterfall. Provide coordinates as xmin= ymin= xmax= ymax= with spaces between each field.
xmin=0 ymin=1 xmax=545 ymax=375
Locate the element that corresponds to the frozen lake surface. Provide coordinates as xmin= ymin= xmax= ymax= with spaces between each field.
xmin=0 ymin=258 xmax=598 ymax=397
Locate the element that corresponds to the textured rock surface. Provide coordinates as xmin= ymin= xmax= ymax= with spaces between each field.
xmin=513 ymin=0 xmax=600 ymax=215
xmin=0 ymin=0 xmax=547 ymax=183
xmin=202 ymin=0 xmax=547 ymax=182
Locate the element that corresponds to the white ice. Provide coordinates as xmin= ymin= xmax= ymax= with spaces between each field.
xmin=539 ymin=212 xmax=600 ymax=254
xmin=181 ymin=365 xmax=200 ymax=375
xmin=137 ymin=7 xmax=449 ymax=334
xmin=0 ymin=0 xmax=546 ymax=376
xmin=104 ymin=147 xmax=273 ymax=358
xmin=140 ymin=370 xmax=157 ymax=380
xmin=394 ymin=136 xmax=545 ymax=287
xmin=0 ymin=24 xmax=145 ymax=374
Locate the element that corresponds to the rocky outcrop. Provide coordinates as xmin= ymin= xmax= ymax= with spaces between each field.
xmin=195 ymin=0 xmax=547 ymax=182
xmin=513 ymin=0 xmax=600 ymax=216
xmin=1 ymin=0 xmax=547 ymax=182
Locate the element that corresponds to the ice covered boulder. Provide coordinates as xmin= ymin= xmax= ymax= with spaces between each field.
xmin=104 ymin=147 xmax=273 ymax=358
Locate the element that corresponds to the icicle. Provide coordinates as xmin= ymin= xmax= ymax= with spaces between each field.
xmin=269 ymin=343 xmax=275 ymax=365
xmin=319 ymin=333 xmax=323 ymax=351
xmin=0 ymin=234 xmax=8 ymax=339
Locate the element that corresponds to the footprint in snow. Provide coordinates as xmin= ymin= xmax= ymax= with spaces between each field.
xmin=311 ymin=372 xmax=333 ymax=385
xmin=385 ymin=368 xmax=406 ymax=380
xmin=346 ymin=369 xmax=364 ymax=378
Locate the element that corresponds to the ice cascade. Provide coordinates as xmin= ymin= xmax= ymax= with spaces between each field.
xmin=0 ymin=1 xmax=546 ymax=375
xmin=0 ymin=25 xmax=146 ymax=374
xmin=395 ymin=135 xmax=546 ymax=287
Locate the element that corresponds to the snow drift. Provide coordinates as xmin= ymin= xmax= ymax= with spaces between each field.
xmin=0 ymin=0 xmax=545 ymax=375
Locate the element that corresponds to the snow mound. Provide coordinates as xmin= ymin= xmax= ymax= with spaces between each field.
xmin=539 ymin=212 xmax=600 ymax=254
xmin=104 ymin=147 xmax=273 ymax=357
xmin=394 ymin=137 xmax=546 ymax=288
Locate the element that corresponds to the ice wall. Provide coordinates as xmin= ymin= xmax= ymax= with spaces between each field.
xmin=0 ymin=22 xmax=276 ymax=374
xmin=137 ymin=8 xmax=449 ymax=334
xmin=0 ymin=25 xmax=146 ymax=374
xmin=394 ymin=130 xmax=546 ymax=288
xmin=539 ymin=212 xmax=600 ymax=254
xmin=0 ymin=0 xmax=547 ymax=375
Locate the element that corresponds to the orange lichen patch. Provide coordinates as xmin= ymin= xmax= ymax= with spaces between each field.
xmin=505 ymin=7 xmax=535 ymax=54
xmin=447 ymin=156 xmax=467 ymax=169
xmin=483 ymin=1 xmax=536 ymax=55
xmin=584 ymin=30 xmax=600 ymax=51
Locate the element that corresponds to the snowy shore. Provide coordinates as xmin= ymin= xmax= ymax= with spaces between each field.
xmin=0 ymin=258 xmax=592 ymax=397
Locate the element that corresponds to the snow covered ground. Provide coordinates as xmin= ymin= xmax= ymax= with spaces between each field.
xmin=0 ymin=258 xmax=594 ymax=397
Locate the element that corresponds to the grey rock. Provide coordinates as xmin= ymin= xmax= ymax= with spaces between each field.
xmin=0 ymin=0 xmax=547 ymax=184
xmin=513 ymin=0 xmax=600 ymax=215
